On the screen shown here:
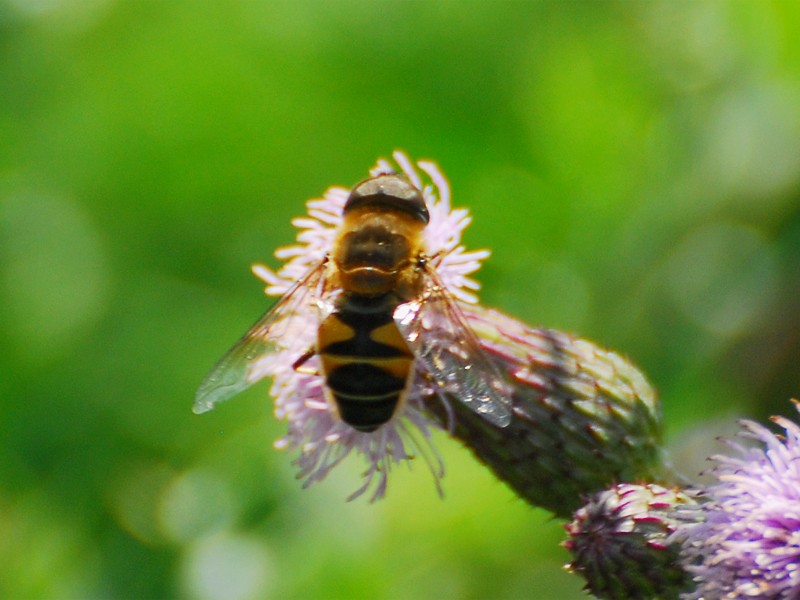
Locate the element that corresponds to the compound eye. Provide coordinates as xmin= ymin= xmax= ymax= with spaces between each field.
xmin=345 ymin=175 xmax=429 ymax=224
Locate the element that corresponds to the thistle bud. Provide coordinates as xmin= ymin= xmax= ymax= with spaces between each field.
xmin=565 ymin=483 xmax=695 ymax=599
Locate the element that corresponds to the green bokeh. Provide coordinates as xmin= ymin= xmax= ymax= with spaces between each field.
xmin=1 ymin=1 xmax=800 ymax=598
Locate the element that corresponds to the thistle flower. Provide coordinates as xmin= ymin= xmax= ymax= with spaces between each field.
xmin=564 ymin=483 xmax=696 ymax=599
xmin=247 ymin=151 xmax=490 ymax=501
xmin=675 ymin=401 xmax=800 ymax=599
xmin=202 ymin=150 xmax=667 ymax=507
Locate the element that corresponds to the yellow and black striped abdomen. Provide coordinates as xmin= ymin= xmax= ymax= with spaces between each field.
xmin=318 ymin=295 xmax=414 ymax=432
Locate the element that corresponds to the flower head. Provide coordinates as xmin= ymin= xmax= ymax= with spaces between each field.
xmin=676 ymin=400 xmax=800 ymax=599
xmin=248 ymin=151 xmax=490 ymax=501
xmin=197 ymin=150 xmax=666 ymax=509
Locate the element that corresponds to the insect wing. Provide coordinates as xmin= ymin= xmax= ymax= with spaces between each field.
xmin=394 ymin=270 xmax=512 ymax=427
xmin=194 ymin=262 xmax=327 ymax=414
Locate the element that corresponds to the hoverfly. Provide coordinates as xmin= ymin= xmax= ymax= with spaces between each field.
xmin=195 ymin=173 xmax=512 ymax=432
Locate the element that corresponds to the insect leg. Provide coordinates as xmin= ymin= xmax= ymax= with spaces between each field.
xmin=292 ymin=348 xmax=318 ymax=375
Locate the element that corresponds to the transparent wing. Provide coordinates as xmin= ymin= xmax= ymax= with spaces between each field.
xmin=194 ymin=262 xmax=328 ymax=414
xmin=394 ymin=267 xmax=512 ymax=428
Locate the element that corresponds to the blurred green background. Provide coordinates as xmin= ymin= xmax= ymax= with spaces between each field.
xmin=2 ymin=1 xmax=800 ymax=598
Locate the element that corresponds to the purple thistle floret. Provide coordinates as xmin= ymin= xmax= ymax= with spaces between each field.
xmin=677 ymin=401 xmax=800 ymax=599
